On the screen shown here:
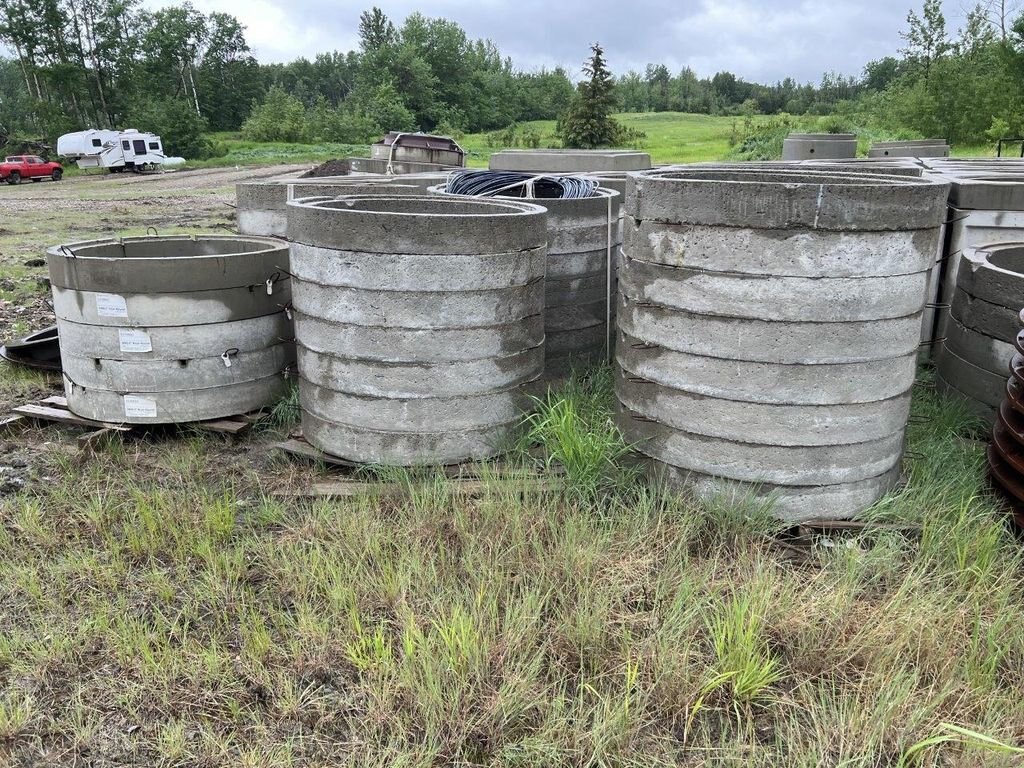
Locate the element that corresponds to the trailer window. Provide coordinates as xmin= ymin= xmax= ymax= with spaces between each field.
xmin=148 ymin=142 xmax=159 ymax=150
xmin=91 ymin=139 xmax=101 ymax=147
xmin=133 ymin=140 xmax=146 ymax=154
xmin=122 ymin=141 xmax=130 ymax=150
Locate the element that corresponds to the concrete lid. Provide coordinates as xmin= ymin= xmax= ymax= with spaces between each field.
xmin=784 ymin=133 xmax=857 ymax=140
xmin=943 ymin=174 xmax=1024 ymax=209
xmin=489 ymin=149 xmax=652 ymax=173
xmin=47 ymin=234 xmax=289 ymax=293
xmin=287 ymin=194 xmax=548 ymax=254
xmin=871 ymin=139 xmax=948 ymax=147
xmin=693 ymin=159 xmax=924 ymax=177
xmin=626 ymin=166 xmax=950 ymax=230
xmin=237 ymin=177 xmax=421 ymax=208
xmin=920 ymin=157 xmax=1024 ymax=173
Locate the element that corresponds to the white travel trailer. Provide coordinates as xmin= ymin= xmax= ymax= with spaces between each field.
xmin=57 ymin=128 xmax=167 ymax=172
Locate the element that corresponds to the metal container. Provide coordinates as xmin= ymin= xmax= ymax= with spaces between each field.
xmin=370 ymin=132 xmax=466 ymax=168
xmin=617 ymin=166 xmax=949 ymax=520
xmin=47 ymin=235 xmax=292 ymax=423
xmin=286 ymin=195 xmax=547 ymax=465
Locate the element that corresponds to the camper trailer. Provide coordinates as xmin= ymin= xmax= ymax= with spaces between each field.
xmin=57 ymin=129 xmax=167 ymax=172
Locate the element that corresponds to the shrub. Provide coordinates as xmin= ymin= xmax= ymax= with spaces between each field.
xmin=240 ymin=86 xmax=306 ymax=143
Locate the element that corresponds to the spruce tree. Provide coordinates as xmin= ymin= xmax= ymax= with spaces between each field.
xmin=559 ymin=43 xmax=622 ymax=148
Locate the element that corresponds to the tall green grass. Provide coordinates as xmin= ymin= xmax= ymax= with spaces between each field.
xmin=521 ymin=366 xmax=638 ymax=500
xmin=1 ymin=364 xmax=1023 ymax=766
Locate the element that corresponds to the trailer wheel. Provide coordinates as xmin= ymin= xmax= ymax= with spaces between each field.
xmin=51 ymin=169 xmax=63 ymax=181
xmin=6 ymin=171 xmax=20 ymax=185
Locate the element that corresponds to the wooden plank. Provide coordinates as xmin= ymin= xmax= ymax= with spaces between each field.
xmin=193 ymin=419 xmax=249 ymax=435
xmin=0 ymin=414 xmax=25 ymax=428
xmin=11 ymin=403 xmax=131 ymax=431
xmin=274 ymin=477 xmax=563 ymax=499
xmin=40 ymin=395 xmax=67 ymax=406
xmin=190 ymin=410 xmax=268 ymax=435
xmin=274 ymin=437 xmax=564 ymax=479
xmin=273 ymin=438 xmax=358 ymax=467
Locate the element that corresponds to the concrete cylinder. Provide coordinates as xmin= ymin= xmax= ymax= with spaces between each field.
xmin=869 ymin=139 xmax=950 ymax=158
xmin=937 ymin=242 xmax=1024 ymax=424
xmin=47 ymin=235 xmax=292 ymax=423
xmin=430 ymin=185 xmax=620 ymax=376
xmin=931 ymin=173 xmax=1024 ymax=350
xmin=781 ymin=133 xmax=857 ymax=161
xmin=618 ymin=167 xmax=950 ymax=520
xmin=488 ymin=149 xmax=652 ymax=173
xmin=236 ymin=177 xmax=423 ymax=237
xmin=287 ymin=195 xmax=548 ymax=465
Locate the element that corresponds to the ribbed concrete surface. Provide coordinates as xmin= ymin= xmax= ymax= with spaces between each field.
xmin=47 ymin=235 xmax=292 ymax=423
xmin=430 ymin=185 xmax=620 ymax=376
xmin=617 ymin=166 xmax=949 ymax=520
xmin=937 ymin=242 xmax=1024 ymax=423
xmin=287 ymin=194 xmax=547 ymax=465
xmin=929 ymin=174 xmax=1024 ymax=348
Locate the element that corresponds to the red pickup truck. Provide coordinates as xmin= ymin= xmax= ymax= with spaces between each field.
xmin=0 ymin=155 xmax=63 ymax=185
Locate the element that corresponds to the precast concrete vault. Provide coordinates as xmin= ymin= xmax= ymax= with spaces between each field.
xmin=617 ymin=166 xmax=950 ymax=520
xmin=923 ymin=172 xmax=1024 ymax=353
xmin=781 ymin=133 xmax=857 ymax=161
xmin=286 ymin=194 xmax=548 ymax=465
xmin=236 ymin=176 xmax=423 ymax=237
xmin=936 ymin=242 xmax=1024 ymax=424
xmin=47 ymin=234 xmax=293 ymax=423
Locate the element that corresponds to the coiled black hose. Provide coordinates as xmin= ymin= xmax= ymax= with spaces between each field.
xmin=443 ymin=169 xmax=599 ymax=199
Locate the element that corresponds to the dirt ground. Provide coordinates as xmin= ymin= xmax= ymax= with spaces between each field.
xmin=0 ymin=164 xmax=308 ymax=338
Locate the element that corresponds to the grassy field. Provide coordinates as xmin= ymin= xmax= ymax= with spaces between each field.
xmin=458 ymin=113 xmax=763 ymax=166
xmin=183 ymin=113 xmax=1002 ymax=171
xmin=2 ymin=360 xmax=1024 ymax=766
xmin=1 ymin=125 xmax=1023 ymax=765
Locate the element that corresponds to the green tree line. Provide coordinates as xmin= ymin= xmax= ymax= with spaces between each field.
xmin=0 ymin=0 xmax=261 ymax=156
xmin=2 ymin=1 xmax=1023 ymax=157
xmin=615 ymin=0 xmax=1024 ymax=146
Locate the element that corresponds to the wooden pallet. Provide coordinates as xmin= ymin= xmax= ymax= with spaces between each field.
xmin=274 ymin=476 xmax=563 ymax=499
xmin=272 ymin=434 xmax=564 ymax=498
xmin=4 ymin=395 xmax=266 ymax=437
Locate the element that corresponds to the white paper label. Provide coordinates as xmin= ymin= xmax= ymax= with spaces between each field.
xmin=95 ymin=293 xmax=128 ymax=318
xmin=123 ymin=395 xmax=158 ymax=419
xmin=118 ymin=329 xmax=152 ymax=353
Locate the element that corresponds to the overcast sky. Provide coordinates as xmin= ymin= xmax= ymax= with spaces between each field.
xmin=148 ymin=0 xmax=971 ymax=83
